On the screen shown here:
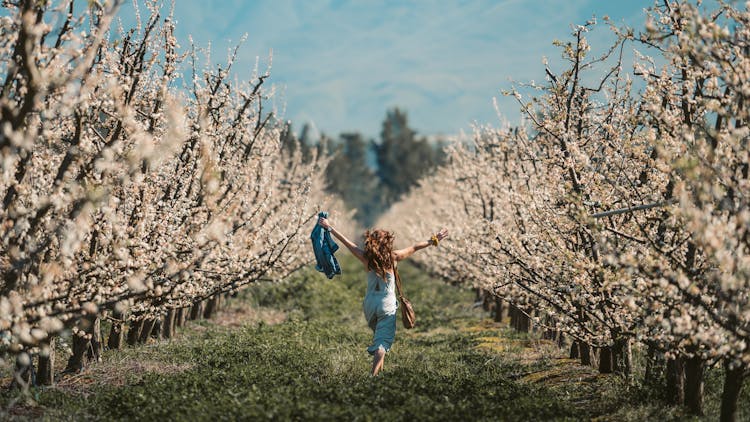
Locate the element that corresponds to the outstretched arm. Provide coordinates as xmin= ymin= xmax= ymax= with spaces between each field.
xmin=393 ymin=228 xmax=448 ymax=262
xmin=318 ymin=216 xmax=368 ymax=266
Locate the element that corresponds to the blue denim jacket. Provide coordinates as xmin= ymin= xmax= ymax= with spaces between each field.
xmin=310 ymin=211 xmax=341 ymax=279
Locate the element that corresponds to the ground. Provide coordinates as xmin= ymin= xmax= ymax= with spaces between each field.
xmin=0 ymin=257 xmax=746 ymax=421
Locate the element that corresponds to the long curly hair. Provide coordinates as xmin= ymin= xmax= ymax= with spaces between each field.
xmin=363 ymin=229 xmax=395 ymax=277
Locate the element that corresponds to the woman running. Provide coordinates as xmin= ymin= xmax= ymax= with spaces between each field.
xmin=317 ymin=215 xmax=448 ymax=376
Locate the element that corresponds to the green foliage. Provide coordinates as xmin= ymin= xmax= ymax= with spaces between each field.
xmin=280 ymin=122 xmax=318 ymax=163
xmin=374 ymin=107 xmax=444 ymax=207
xmin=303 ymin=107 xmax=447 ymax=227
xmin=324 ymin=133 xmax=380 ymax=225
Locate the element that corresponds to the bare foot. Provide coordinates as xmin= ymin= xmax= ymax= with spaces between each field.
xmin=371 ymin=347 xmax=386 ymax=376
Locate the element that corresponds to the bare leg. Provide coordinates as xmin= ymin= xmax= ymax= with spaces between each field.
xmin=371 ymin=347 xmax=386 ymax=376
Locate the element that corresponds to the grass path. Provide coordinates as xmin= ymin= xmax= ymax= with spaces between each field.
xmin=1 ymin=257 xmax=737 ymax=421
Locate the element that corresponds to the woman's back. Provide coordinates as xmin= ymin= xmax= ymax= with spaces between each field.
xmin=365 ymin=270 xmax=395 ymax=294
xmin=364 ymin=270 xmax=398 ymax=316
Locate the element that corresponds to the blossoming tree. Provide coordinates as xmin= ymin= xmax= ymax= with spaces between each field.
xmin=0 ymin=0 xmax=350 ymax=389
xmin=380 ymin=1 xmax=750 ymax=419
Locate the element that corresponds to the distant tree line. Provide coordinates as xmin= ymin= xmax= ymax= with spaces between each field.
xmin=282 ymin=107 xmax=446 ymax=226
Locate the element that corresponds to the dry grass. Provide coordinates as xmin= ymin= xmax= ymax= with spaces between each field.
xmin=209 ymin=303 xmax=286 ymax=329
xmin=52 ymin=355 xmax=195 ymax=394
xmin=465 ymin=318 xmax=600 ymax=386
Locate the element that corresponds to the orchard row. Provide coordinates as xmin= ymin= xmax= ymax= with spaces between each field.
xmin=0 ymin=0 xmax=352 ymax=388
xmin=380 ymin=2 xmax=749 ymax=419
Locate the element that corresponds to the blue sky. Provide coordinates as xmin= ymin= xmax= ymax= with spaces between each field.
xmin=119 ymin=1 xmax=657 ymax=140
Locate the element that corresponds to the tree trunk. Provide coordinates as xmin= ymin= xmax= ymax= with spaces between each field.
xmin=215 ymin=294 xmax=223 ymax=311
xmin=107 ymin=311 xmax=125 ymax=350
xmin=37 ymin=340 xmax=55 ymax=385
xmin=126 ymin=319 xmax=144 ymax=346
xmin=645 ymin=344 xmax=664 ymax=386
xmin=181 ymin=306 xmax=189 ymax=325
xmin=150 ymin=318 xmax=162 ymax=338
xmin=204 ymin=295 xmax=219 ymax=319
xmin=162 ymin=308 xmax=176 ymax=339
xmin=556 ymin=331 xmax=565 ymax=349
xmin=482 ymin=290 xmax=492 ymax=312
xmin=684 ymin=354 xmax=704 ymax=415
xmin=580 ymin=342 xmax=592 ymax=366
xmin=570 ymin=340 xmax=580 ymax=359
xmin=615 ymin=337 xmax=632 ymax=377
xmin=598 ymin=346 xmax=614 ymax=374
xmin=720 ymin=360 xmax=745 ymax=422
xmin=175 ymin=307 xmax=185 ymax=327
xmin=190 ymin=301 xmax=204 ymax=320
xmin=64 ymin=332 xmax=90 ymax=373
xmin=86 ymin=317 xmax=102 ymax=363
xmin=517 ymin=308 xmax=530 ymax=333
xmin=666 ymin=356 xmax=685 ymax=405
xmin=592 ymin=347 xmax=600 ymax=368
xmin=138 ymin=318 xmax=156 ymax=343
xmin=494 ymin=297 xmax=504 ymax=323
xmin=542 ymin=328 xmax=551 ymax=340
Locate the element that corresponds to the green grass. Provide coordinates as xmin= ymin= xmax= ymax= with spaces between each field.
xmin=1 ymin=257 xmax=748 ymax=421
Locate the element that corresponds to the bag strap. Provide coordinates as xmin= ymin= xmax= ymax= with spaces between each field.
xmin=393 ymin=266 xmax=406 ymax=300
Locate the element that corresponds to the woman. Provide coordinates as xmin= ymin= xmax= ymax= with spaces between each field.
xmin=317 ymin=216 xmax=448 ymax=376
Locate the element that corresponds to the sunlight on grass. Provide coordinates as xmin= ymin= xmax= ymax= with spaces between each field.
xmin=2 ymin=257 xmax=746 ymax=421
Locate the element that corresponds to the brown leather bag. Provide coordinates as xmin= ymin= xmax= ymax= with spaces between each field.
xmin=394 ymin=267 xmax=415 ymax=329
